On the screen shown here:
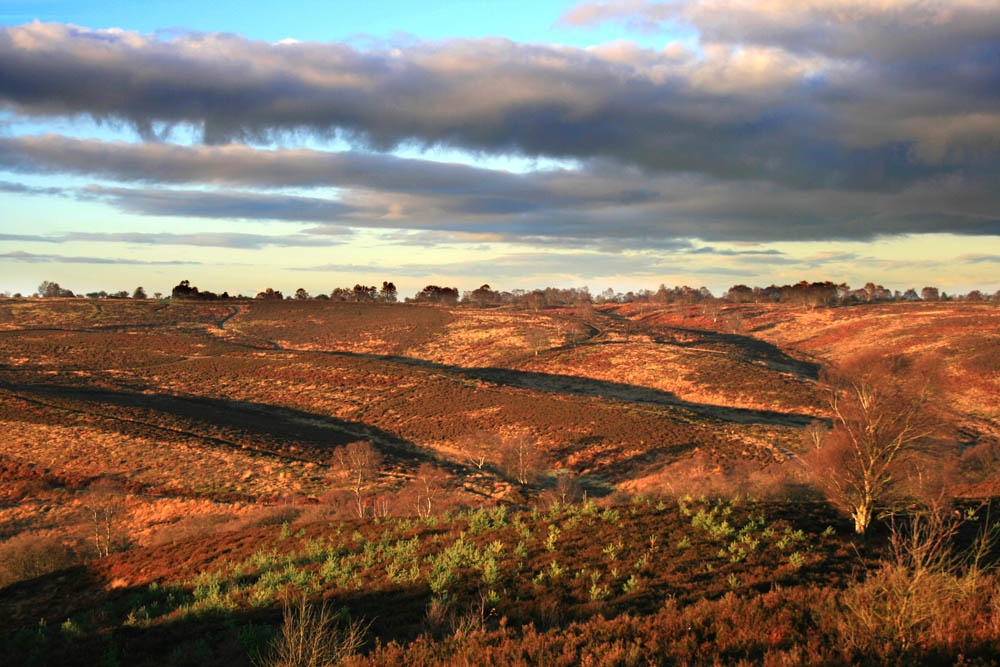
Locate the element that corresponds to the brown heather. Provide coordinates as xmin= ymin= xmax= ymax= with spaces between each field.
xmin=0 ymin=297 xmax=998 ymax=665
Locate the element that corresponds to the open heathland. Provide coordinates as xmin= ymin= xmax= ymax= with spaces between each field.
xmin=1 ymin=297 xmax=999 ymax=665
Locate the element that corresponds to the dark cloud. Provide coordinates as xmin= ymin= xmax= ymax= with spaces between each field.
xmin=0 ymin=179 xmax=66 ymax=196
xmin=82 ymin=185 xmax=357 ymax=222
xmin=0 ymin=21 xmax=995 ymax=192
xmin=0 ymin=250 xmax=199 ymax=264
xmin=0 ymin=230 xmax=349 ymax=249
xmin=0 ymin=134 xmax=545 ymax=196
xmin=0 ymin=135 xmax=656 ymax=212
xmin=2 ymin=135 xmax=997 ymax=243
xmin=687 ymin=246 xmax=784 ymax=256
xmin=961 ymin=254 xmax=1000 ymax=264
xmin=0 ymin=15 xmax=997 ymax=250
xmin=35 ymin=177 xmax=1000 ymax=245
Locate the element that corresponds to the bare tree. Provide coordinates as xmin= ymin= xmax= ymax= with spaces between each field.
xmin=809 ymin=352 xmax=949 ymax=534
xmin=409 ymin=463 xmax=449 ymax=518
xmin=724 ymin=309 xmax=744 ymax=334
xmin=333 ymin=441 xmax=383 ymax=519
xmin=460 ymin=433 xmax=492 ymax=470
xmin=459 ymin=431 xmax=493 ymax=471
xmin=84 ymin=479 xmax=131 ymax=557
xmin=803 ymin=420 xmax=828 ymax=451
xmin=500 ymin=430 xmax=545 ymax=486
xmin=547 ymin=471 xmax=583 ymax=507
xmin=701 ymin=299 xmax=723 ymax=325
xmin=526 ymin=328 xmax=550 ymax=357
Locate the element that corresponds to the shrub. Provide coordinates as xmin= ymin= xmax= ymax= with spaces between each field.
xmin=0 ymin=532 xmax=78 ymax=587
xmin=836 ymin=508 xmax=1000 ymax=658
xmin=255 ymin=595 xmax=367 ymax=667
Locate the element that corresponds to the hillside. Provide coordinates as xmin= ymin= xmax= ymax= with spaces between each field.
xmin=1 ymin=298 xmax=999 ymax=664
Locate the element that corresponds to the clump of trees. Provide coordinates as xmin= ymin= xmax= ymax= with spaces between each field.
xmin=411 ymin=285 xmax=460 ymax=305
xmin=36 ymin=281 xmax=147 ymax=299
xmin=172 ymin=280 xmax=228 ymax=300
xmin=379 ymin=282 xmax=398 ymax=303
xmin=329 ymin=282 xmax=398 ymax=302
xmin=463 ymin=284 xmax=504 ymax=307
xmin=457 ymin=285 xmax=595 ymax=310
xmin=0 ymin=532 xmax=79 ymax=588
xmin=255 ymin=287 xmax=284 ymax=300
xmin=37 ymin=280 xmax=75 ymax=298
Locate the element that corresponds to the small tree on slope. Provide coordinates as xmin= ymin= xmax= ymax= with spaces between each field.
xmin=810 ymin=351 xmax=950 ymax=535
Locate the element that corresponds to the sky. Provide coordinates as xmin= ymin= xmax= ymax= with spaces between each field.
xmin=0 ymin=0 xmax=998 ymax=299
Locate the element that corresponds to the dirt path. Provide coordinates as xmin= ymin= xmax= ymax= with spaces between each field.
xmin=214 ymin=305 xmax=242 ymax=330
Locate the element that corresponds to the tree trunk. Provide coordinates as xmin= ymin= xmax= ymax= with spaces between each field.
xmin=853 ymin=501 xmax=873 ymax=535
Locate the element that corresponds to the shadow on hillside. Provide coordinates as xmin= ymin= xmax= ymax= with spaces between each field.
xmin=594 ymin=307 xmax=820 ymax=380
xmin=209 ymin=306 xmax=817 ymax=427
xmin=594 ymin=444 xmax=696 ymax=483
xmin=656 ymin=327 xmax=820 ymax=380
xmin=322 ymin=352 xmax=817 ymax=428
xmin=0 ymin=565 xmax=431 ymax=667
xmin=0 ymin=381 xmax=436 ymax=467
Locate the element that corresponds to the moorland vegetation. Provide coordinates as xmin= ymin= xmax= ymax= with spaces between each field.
xmin=1 ymin=285 xmax=998 ymax=665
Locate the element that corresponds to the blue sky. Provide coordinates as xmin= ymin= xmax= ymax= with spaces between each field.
xmin=1 ymin=0 xmax=998 ymax=298
xmin=0 ymin=0 xmax=696 ymax=50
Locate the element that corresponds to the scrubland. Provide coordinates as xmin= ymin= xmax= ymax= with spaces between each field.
xmin=1 ymin=297 xmax=998 ymax=665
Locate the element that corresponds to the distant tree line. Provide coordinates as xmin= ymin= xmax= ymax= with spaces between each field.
xmin=22 ymin=281 xmax=159 ymax=300
xmin=457 ymin=282 xmax=1000 ymax=310
xmin=10 ymin=278 xmax=1000 ymax=307
xmin=719 ymin=281 xmax=993 ymax=307
xmin=168 ymin=280 xmax=401 ymax=303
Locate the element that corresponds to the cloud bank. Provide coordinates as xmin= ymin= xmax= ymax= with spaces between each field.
xmin=1 ymin=134 xmax=995 ymax=243
xmin=0 ymin=5 xmax=997 ymax=279
xmin=0 ymin=18 xmax=995 ymax=184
